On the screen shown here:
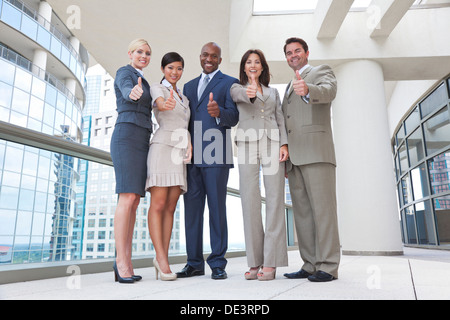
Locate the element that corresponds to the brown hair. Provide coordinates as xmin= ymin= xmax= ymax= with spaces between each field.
xmin=283 ymin=37 xmax=309 ymax=55
xmin=238 ymin=49 xmax=271 ymax=87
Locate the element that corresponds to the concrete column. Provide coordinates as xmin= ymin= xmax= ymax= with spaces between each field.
xmin=65 ymin=78 xmax=77 ymax=96
xmin=37 ymin=1 xmax=53 ymax=29
xmin=70 ymin=36 xmax=80 ymax=55
xmin=32 ymin=49 xmax=47 ymax=76
xmin=332 ymin=60 xmax=403 ymax=256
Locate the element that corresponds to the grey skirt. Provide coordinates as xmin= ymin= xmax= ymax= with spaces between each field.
xmin=110 ymin=122 xmax=151 ymax=197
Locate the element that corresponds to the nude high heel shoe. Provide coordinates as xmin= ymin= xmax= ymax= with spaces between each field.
xmin=154 ymin=258 xmax=177 ymax=281
xmin=257 ymin=268 xmax=276 ymax=281
xmin=244 ymin=266 xmax=261 ymax=280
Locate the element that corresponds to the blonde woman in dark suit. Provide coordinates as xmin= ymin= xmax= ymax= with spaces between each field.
xmin=230 ymin=49 xmax=289 ymax=281
xmin=111 ymin=39 xmax=152 ymax=283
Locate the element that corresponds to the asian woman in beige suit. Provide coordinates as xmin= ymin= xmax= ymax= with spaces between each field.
xmin=230 ymin=49 xmax=289 ymax=281
xmin=146 ymin=52 xmax=191 ymax=281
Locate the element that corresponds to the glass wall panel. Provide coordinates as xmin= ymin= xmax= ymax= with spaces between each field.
xmin=405 ymin=205 xmax=417 ymax=244
xmin=407 ymin=127 xmax=425 ymax=167
xmin=411 ymin=163 xmax=430 ymax=200
xmin=401 ymin=174 xmax=412 ymax=205
xmin=434 ymin=195 xmax=450 ymax=245
xmin=420 ymin=83 xmax=448 ymax=118
xmin=428 ymin=150 xmax=450 ymax=195
xmin=20 ymin=14 xmax=38 ymax=40
xmin=0 ymin=81 xmax=13 ymax=108
xmin=405 ymin=107 xmax=421 ymax=135
xmin=0 ymin=1 xmax=21 ymax=30
xmin=398 ymin=142 xmax=409 ymax=174
xmin=415 ymin=200 xmax=436 ymax=245
xmin=0 ymin=59 xmax=16 ymax=85
xmin=423 ymin=107 xmax=450 ymax=156
xmin=396 ymin=123 xmax=406 ymax=145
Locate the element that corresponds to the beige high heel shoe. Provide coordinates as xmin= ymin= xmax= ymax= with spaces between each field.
xmin=154 ymin=258 xmax=177 ymax=281
xmin=244 ymin=266 xmax=261 ymax=280
xmin=257 ymin=268 xmax=276 ymax=281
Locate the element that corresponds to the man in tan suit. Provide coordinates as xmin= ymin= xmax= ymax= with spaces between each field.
xmin=282 ymin=37 xmax=341 ymax=282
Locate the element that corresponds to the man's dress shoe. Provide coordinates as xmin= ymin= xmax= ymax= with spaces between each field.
xmin=283 ymin=269 xmax=312 ymax=279
xmin=211 ymin=267 xmax=227 ymax=280
xmin=176 ymin=264 xmax=205 ymax=278
xmin=307 ymin=270 xmax=336 ymax=282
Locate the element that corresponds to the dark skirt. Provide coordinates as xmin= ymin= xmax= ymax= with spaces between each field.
xmin=110 ymin=122 xmax=151 ymax=197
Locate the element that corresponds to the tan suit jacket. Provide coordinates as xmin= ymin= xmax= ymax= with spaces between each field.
xmin=282 ymin=64 xmax=341 ymax=278
xmin=231 ymin=83 xmax=288 ymax=146
xmin=282 ymin=65 xmax=337 ymax=167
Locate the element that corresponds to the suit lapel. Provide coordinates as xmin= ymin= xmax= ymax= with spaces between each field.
xmin=197 ymin=71 xmax=223 ymax=109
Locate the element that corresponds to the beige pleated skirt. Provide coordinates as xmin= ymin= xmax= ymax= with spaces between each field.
xmin=145 ymin=142 xmax=187 ymax=194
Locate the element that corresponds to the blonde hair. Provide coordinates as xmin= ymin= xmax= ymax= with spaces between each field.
xmin=128 ymin=39 xmax=152 ymax=55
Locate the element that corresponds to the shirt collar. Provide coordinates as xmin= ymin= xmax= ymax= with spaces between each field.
xmin=200 ymin=69 xmax=220 ymax=82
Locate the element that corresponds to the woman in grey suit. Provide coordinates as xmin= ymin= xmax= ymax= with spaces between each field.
xmin=146 ymin=52 xmax=191 ymax=281
xmin=111 ymin=39 xmax=153 ymax=283
xmin=230 ymin=49 xmax=289 ymax=281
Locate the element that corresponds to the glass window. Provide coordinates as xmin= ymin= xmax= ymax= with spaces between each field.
xmin=56 ymin=92 xmax=66 ymax=112
xmin=405 ymin=107 xmax=421 ymax=135
xmin=433 ymin=195 xmax=450 ymax=245
xmin=423 ymin=106 xmax=450 ymax=156
xmin=400 ymin=173 xmax=412 ymax=206
xmin=420 ymin=83 xmax=448 ymax=118
xmin=9 ymin=111 xmax=27 ymax=128
xmin=18 ymin=189 xmax=35 ymax=211
xmin=45 ymin=85 xmax=57 ymax=106
xmin=11 ymin=88 xmax=30 ymax=115
xmin=411 ymin=163 xmax=430 ymax=200
xmin=50 ymin=38 xmax=62 ymax=59
xmin=20 ymin=14 xmax=38 ymax=40
xmin=37 ymin=26 xmax=51 ymax=50
xmin=396 ymin=123 xmax=406 ymax=145
xmin=31 ymin=77 xmax=46 ymax=100
xmin=404 ymin=205 xmax=417 ymax=244
xmin=0 ymin=81 xmax=13 ymax=108
xmin=4 ymin=145 xmax=23 ymax=172
xmin=43 ymin=103 xmax=55 ymax=126
xmin=15 ymin=211 xmax=32 ymax=236
xmin=13 ymin=68 xmax=32 ymax=93
xmin=60 ymin=47 xmax=70 ymax=66
xmin=0 ymin=59 xmax=16 ymax=85
xmin=29 ymin=96 xmax=44 ymax=121
xmin=0 ymin=209 xmax=16 ymax=235
xmin=407 ymin=127 xmax=424 ymax=168
xmin=415 ymin=200 xmax=436 ymax=245
xmin=22 ymin=151 xmax=38 ymax=176
xmin=428 ymin=150 xmax=450 ymax=195
xmin=398 ymin=142 xmax=409 ymax=174
xmin=0 ymin=186 xmax=19 ymax=210
xmin=0 ymin=1 xmax=22 ymax=30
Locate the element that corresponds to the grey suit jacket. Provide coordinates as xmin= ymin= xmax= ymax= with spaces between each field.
xmin=231 ymin=83 xmax=288 ymax=146
xmin=282 ymin=65 xmax=337 ymax=166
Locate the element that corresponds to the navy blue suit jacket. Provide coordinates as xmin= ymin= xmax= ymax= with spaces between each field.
xmin=114 ymin=65 xmax=152 ymax=131
xmin=183 ymin=71 xmax=239 ymax=168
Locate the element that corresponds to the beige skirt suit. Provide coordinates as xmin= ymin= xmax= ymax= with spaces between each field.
xmin=145 ymin=81 xmax=190 ymax=194
xmin=230 ymin=83 xmax=289 ymax=268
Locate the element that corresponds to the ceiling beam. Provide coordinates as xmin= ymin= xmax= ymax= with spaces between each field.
xmin=369 ymin=0 xmax=416 ymax=38
xmin=314 ymin=0 xmax=355 ymax=39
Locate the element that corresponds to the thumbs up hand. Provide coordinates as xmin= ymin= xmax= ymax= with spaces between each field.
xmin=207 ymin=92 xmax=220 ymax=118
xmin=293 ymin=70 xmax=309 ymax=97
xmin=130 ymin=77 xmax=144 ymax=101
xmin=246 ymin=73 xmax=258 ymax=99
xmin=163 ymin=89 xmax=176 ymax=111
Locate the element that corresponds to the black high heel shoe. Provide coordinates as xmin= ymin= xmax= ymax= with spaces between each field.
xmin=132 ymin=275 xmax=142 ymax=281
xmin=113 ymin=262 xmax=135 ymax=284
